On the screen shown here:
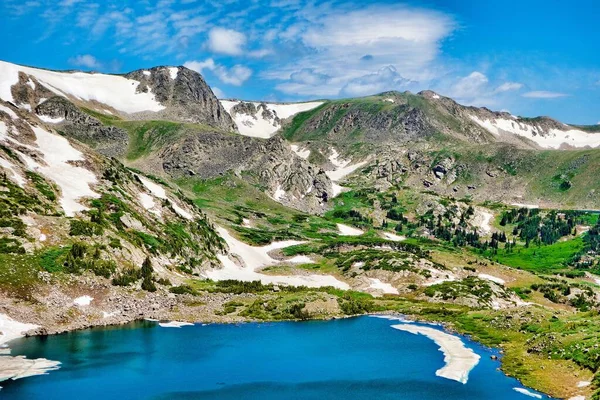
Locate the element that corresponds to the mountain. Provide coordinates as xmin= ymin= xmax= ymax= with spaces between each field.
xmin=0 ymin=61 xmax=333 ymax=213
xmin=0 ymin=61 xmax=235 ymax=130
xmin=279 ymin=90 xmax=600 ymax=209
xmin=220 ymin=99 xmax=324 ymax=139
xmin=2 ymin=60 xmax=600 ymax=400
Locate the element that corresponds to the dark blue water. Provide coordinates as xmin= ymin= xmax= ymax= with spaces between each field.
xmin=1 ymin=316 xmax=548 ymax=399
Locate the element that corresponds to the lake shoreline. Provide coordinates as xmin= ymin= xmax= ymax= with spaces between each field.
xmin=1 ymin=314 xmax=552 ymax=399
xmin=0 ymin=286 xmax=591 ymax=400
xmin=0 ymin=310 xmax=543 ymax=396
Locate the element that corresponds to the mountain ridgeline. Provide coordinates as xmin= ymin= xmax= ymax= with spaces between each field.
xmin=3 ymin=60 xmax=600 ymax=399
xmin=2 ymin=59 xmax=600 ymax=214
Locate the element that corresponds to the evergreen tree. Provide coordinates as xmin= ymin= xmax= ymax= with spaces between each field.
xmin=141 ymin=256 xmax=153 ymax=279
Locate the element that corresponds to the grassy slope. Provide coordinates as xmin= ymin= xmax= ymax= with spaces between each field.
xmin=484 ymin=237 xmax=585 ymax=272
xmin=82 ymin=108 xmax=229 ymax=161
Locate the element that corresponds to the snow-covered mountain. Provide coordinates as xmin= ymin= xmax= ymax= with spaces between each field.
xmin=220 ymin=99 xmax=323 ymax=138
xmin=0 ymin=60 xmax=234 ymax=130
xmin=419 ymin=90 xmax=600 ymax=150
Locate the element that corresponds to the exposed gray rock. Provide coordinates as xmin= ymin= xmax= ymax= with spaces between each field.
xmin=35 ymin=97 xmax=129 ymax=158
xmin=158 ymin=132 xmax=333 ymax=213
xmin=124 ymin=66 xmax=236 ymax=131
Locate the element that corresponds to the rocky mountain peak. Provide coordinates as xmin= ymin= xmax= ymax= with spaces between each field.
xmin=124 ymin=66 xmax=236 ymax=131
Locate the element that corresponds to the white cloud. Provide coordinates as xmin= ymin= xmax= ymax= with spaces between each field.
xmin=218 ymin=65 xmax=252 ymax=85
xmin=207 ymin=27 xmax=246 ymax=55
xmin=439 ymin=73 xmax=524 ymax=107
xmin=522 ymin=91 xmax=569 ymax=99
xmin=494 ymin=82 xmax=523 ymax=93
xmin=211 ymin=86 xmax=225 ymax=98
xmin=60 ymin=0 xmax=83 ymax=7
xmin=184 ymin=58 xmax=253 ymax=86
xmin=68 ymin=54 xmax=102 ymax=69
xmin=269 ymin=4 xmax=456 ymax=98
xmin=290 ymin=68 xmax=330 ymax=86
xmin=302 ymin=7 xmax=453 ymax=48
xmin=341 ymin=66 xmax=409 ymax=97
xmin=184 ymin=59 xmax=216 ymax=72
xmin=450 ymin=71 xmax=489 ymax=99
xmin=248 ymin=49 xmax=272 ymax=58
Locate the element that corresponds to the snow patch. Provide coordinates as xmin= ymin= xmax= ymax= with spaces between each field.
xmin=470 ymin=115 xmax=500 ymax=135
xmin=273 ymin=185 xmax=286 ymax=201
xmin=0 ymin=314 xmax=38 ymax=346
xmin=0 ymin=157 xmax=26 ymax=187
xmin=0 ymin=104 xmax=18 ymax=119
xmin=473 ymin=208 xmax=493 ymax=235
xmin=478 ymin=274 xmax=506 ymax=285
xmin=221 ymin=100 xmax=323 ymax=139
xmin=325 ymin=148 xmax=367 ymax=182
xmin=138 ymin=193 xmax=160 ymax=217
xmin=73 ymin=296 xmax=93 ymax=306
xmin=13 ymin=125 xmax=99 ymax=216
xmin=0 ymin=355 xmax=61 ymax=383
xmin=142 ymin=70 xmax=151 ymax=77
xmin=168 ymin=67 xmax=179 ymax=80
xmin=337 ymin=223 xmax=363 ymax=236
xmin=139 ymin=176 xmax=167 ymax=199
xmin=138 ymin=192 xmax=155 ymax=210
xmin=511 ymin=203 xmax=539 ymax=209
xmin=290 ymin=144 xmax=310 ymax=159
xmin=425 ymin=275 xmax=456 ymax=286
xmin=392 ymin=324 xmax=480 ymax=384
xmin=38 ymin=115 xmax=64 ymax=124
xmin=170 ymin=202 xmax=193 ymax=220
xmin=432 ymin=94 xmax=440 ymax=99
xmin=513 ymin=388 xmax=543 ymax=398
xmin=158 ymin=321 xmax=194 ymax=328
xmin=205 ymin=227 xmax=349 ymax=289
xmin=287 ymin=255 xmax=314 ymax=264
xmin=368 ymin=278 xmax=398 ymax=295
xmin=331 ymin=183 xmax=345 ymax=197
xmin=470 ymin=114 xmax=600 ymax=149
xmin=138 ymin=175 xmax=193 ymax=220
xmin=382 ymin=232 xmax=405 ymax=242
xmin=0 ymin=60 xmax=165 ymax=114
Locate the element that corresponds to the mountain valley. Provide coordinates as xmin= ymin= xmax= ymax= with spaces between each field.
xmin=0 ymin=60 xmax=600 ymax=398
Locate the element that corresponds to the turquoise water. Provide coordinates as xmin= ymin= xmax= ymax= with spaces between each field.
xmin=2 ymin=316 xmax=549 ymax=399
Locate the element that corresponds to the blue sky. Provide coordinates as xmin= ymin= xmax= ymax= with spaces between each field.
xmin=1 ymin=0 xmax=599 ymax=124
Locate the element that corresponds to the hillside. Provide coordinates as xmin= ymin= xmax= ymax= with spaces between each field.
xmin=279 ymin=91 xmax=600 ymax=210
xmin=1 ymin=60 xmax=600 ymax=398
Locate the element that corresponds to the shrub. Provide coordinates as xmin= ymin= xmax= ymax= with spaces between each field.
xmin=112 ymin=268 xmax=141 ymax=286
xmin=0 ymin=238 xmax=25 ymax=254
xmin=141 ymin=277 xmax=157 ymax=292
xmin=69 ymin=219 xmax=103 ymax=236
xmin=169 ymin=284 xmax=198 ymax=295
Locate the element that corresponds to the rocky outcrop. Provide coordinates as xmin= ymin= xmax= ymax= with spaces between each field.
xmin=230 ymin=101 xmax=281 ymax=125
xmin=35 ymin=97 xmax=129 ymax=158
xmin=125 ymin=66 xmax=236 ymax=131
xmin=10 ymin=72 xmax=55 ymax=110
xmin=158 ymin=131 xmax=333 ymax=213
